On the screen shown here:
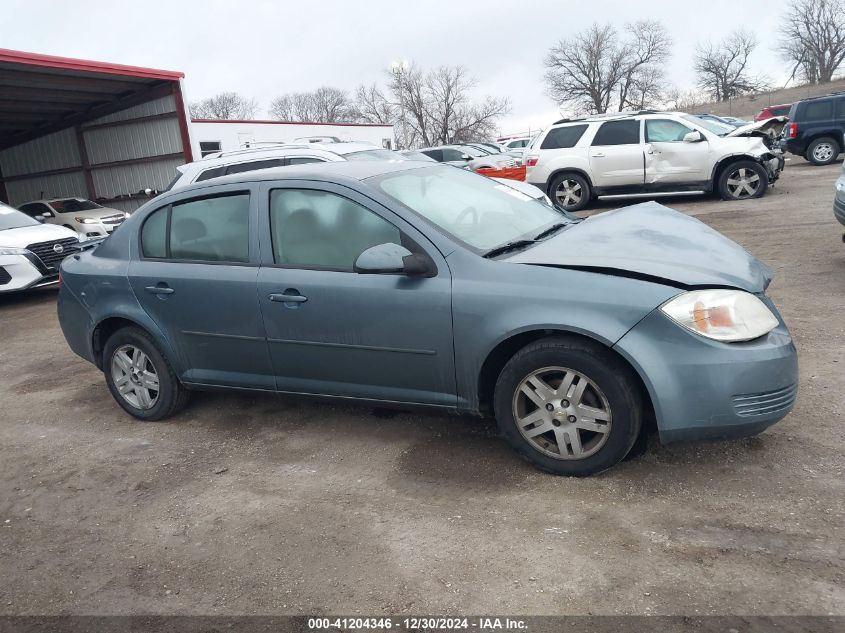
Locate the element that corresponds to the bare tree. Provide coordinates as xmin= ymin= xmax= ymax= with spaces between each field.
xmin=543 ymin=21 xmax=671 ymax=114
xmin=779 ymin=0 xmax=845 ymax=83
xmin=351 ymin=83 xmax=394 ymax=124
xmin=189 ymin=92 xmax=258 ymax=120
xmin=351 ymin=63 xmax=509 ymax=149
xmin=269 ymin=87 xmax=353 ymax=122
xmin=664 ymin=87 xmax=709 ymax=111
xmin=694 ymin=30 xmax=769 ymax=101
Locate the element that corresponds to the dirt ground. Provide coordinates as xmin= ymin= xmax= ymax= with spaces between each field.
xmin=0 ymin=157 xmax=843 ymax=617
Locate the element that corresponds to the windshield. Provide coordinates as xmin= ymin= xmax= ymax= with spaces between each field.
xmin=0 ymin=203 xmax=40 ymax=231
xmin=343 ymin=149 xmax=404 ymax=161
xmin=51 ymin=198 xmax=103 ymax=213
xmin=682 ymin=114 xmax=733 ymax=137
xmin=371 ymin=166 xmax=569 ymax=252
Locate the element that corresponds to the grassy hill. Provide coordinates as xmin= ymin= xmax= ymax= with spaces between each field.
xmin=683 ymin=78 xmax=845 ymax=119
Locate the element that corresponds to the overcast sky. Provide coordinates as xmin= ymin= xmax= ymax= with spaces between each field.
xmin=3 ymin=0 xmax=790 ymax=135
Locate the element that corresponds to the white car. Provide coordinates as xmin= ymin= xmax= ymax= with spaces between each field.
xmin=166 ymin=142 xmax=397 ymax=191
xmin=18 ymin=198 xmax=127 ymax=240
xmin=0 ymin=202 xmax=81 ymax=292
xmin=523 ymin=112 xmax=785 ymax=211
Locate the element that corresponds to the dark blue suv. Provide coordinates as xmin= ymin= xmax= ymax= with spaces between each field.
xmin=781 ymin=93 xmax=845 ymax=165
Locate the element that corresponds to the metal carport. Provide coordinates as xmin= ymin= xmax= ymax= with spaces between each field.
xmin=0 ymin=48 xmax=193 ymax=213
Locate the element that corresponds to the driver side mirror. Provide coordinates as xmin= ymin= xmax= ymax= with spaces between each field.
xmin=41 ymin=210 xmax=53 ymax=218
xmin=34 ymin=214 xmax=46 ymax=223
xmin=460 ymin=154 xmax=471 ymax=161
xmin=354 ymin=242 xmax=435 ymax=277
xmin=683 ymin=131 xmax=705 ymax=143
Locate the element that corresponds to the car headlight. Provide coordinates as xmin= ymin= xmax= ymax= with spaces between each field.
xmin=0 ymin=246 xmax=29 ymax=256
xmin=660 ymin=289 xmax=779 ymax=342
xmin=75 ymin=217 xmax=98 ymax=224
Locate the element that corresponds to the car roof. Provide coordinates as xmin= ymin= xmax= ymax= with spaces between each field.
xmin=185 ymin=159 xmax=437 ymax=190
xmin=191 ymin=141 xmax=381 ymax=167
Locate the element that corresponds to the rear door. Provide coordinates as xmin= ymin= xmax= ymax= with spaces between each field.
xmin=128 ymin=184 xmax=274 ymax=389
xmin=643 ymin=118 xmax=710 ymax=185
xmin=588 ymin=119 xmax=645 ymax=188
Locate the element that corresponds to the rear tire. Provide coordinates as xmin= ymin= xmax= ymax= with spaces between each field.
xmin=103 ymin=326 xmax=189 ymax=421
xmin=807 ymin=137 xmax=840 ymax=166
xmin=493 ymin=336 xmax=642 ymax=476
xmin=549 ymin=173 xmax=591 ymax=212
xmin=717 ymin=160 xmax=768 ymax=201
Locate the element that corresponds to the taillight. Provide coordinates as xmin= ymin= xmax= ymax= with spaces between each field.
xmin=525 ymin=156 xmax=539 ymax=167
xmin=787 ymin=122 xmax=798 ymax=139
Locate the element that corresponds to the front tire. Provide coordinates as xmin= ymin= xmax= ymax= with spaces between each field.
xmin=549 ymin=172 xmax=591 ymax=212
xmin=807 ymin=137 xmax=840 ymax=166
xmin=493 ymin=336 xmax=642 ymax=476
xmin=718 ymin=160 xmax=768 ymax=201
xmin=103 ymin=326 xmax=189 ymax=421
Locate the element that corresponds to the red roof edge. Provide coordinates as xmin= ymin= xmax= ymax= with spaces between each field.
xmin=0 ymin=48 xmax=184 ymax=81
xmin=192 ymin=118 xmax=394 ymax=128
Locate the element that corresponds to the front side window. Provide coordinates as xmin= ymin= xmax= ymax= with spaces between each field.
xmin=441 ymin=148 xmax=467 ymax=161
xmin=645 ymin=119 xmax=694 ymax=143
xmin=421 ymin=149 xmax=443 ymax=162
xmin=591 ymin=120 xmax=641 ymax=146
xmin=141 ymin=193 xmax=250 ymax=263
xmin=372 ymin=165 xmax=569 ymax=251
xmin=269 ymin=189 xmax=401 ymax=270
xmin=51 ymin=198 xmax=102 ymax=213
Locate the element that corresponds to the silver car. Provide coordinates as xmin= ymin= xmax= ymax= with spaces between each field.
xmin=419 ymin=145 xmax=516 ymax=170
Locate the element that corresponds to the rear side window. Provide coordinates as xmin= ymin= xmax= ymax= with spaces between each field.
xmin=195 ymin=166 xmax=225 ymax=183
xmin=141 ymin=193 xmax=250 ymax=263
xmin=225 ymin=159 xmax=284 ymax=175
xmin=803 ymin=100 xmax=833 ymax=121
xmin=288 ymin=156 xmax=326 ymax=165
xmin=422 ymin=149 xmax=443 ymax=162
xmin=541 ymin=125 xmax=588 ymax=149
xmin=592 ymin=120 xmax=640 ymax=145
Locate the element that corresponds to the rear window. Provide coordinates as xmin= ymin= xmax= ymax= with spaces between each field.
xmin=803 ymin=100 xmax=833 ymax=121
xmin=591 ymin=120 xmax=640 ymax=146
xmin=541 ymin=125 xmax=588 ymax=150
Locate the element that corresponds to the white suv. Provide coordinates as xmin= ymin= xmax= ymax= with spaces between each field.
xmin=167 ymin=142 xmax=397 ymax=192
xmin=523 ymin=112 xmax=785 ymax=211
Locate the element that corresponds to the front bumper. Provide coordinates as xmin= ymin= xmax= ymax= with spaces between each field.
xmin=0 ymin=253 xmax=58 ymax=293
xmin=613 ymin=299 xmax=798 ymax=443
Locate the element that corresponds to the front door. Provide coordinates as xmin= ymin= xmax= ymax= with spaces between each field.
xmin=644 ymin=118 xmax=711 ymax=185
xmin=588 ymin=119 xmax=645 ymax=189
xmin=256 ymin=181 xmax=456 ymax=406
xmin=128 ymin=186 xmax=274 ymax=389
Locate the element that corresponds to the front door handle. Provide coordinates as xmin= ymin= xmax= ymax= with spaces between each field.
xmin=145 ymin=285 xmax=174 ymax=295
xmin=591 ymin=152 xmax=606 ymax=158
xmin=269 ymin=292 xmax=307 ymax=303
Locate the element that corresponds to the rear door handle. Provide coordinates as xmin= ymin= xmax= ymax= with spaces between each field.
xmin=145 ymin=285 xmax=174 ymax=295
xmin=591 ymin=152 xmax=606 ymax=158
xmin=269 ymin=293 xmax=307 ymax=303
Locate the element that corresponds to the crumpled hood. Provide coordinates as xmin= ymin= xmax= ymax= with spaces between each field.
xmin=505 ymin=201 xmax=772 ymax=292
xmin=726 ymin=116 xmax=788 ymax=137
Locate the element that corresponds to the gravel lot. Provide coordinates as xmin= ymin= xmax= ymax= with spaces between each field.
xmin=1 ymin=158 xmax=843 ymax=617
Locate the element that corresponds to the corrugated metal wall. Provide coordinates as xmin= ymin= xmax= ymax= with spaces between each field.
xmin=0 ymin=93 xmax=185 ymax=212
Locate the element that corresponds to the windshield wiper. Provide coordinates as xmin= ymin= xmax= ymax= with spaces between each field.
xmin=533 ymin=222 xmax=567 ymax=241
xmin=482 ymin=239 xmax=538 ymax=259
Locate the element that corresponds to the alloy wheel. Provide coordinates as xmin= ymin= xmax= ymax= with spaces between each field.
xmin=812 ymin=142 xmax=834 ymax=163
xmin=725 ymin=167 xmax=762 ymax=199
xmin=512 ymin=366 xmax=612 ymax=460
xmin=554 ymin=178 xmax=583 ymax=208
xmin=111 ymin=345 xmax=160 ymax=410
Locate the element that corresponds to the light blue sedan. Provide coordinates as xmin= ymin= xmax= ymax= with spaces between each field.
xmin=57 ymin=162 xmax=797 ymax=475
